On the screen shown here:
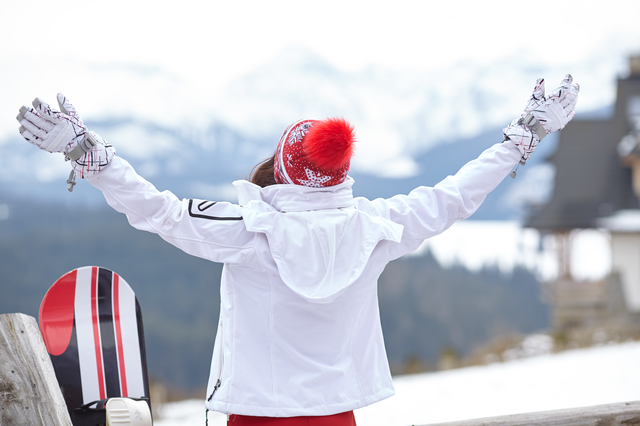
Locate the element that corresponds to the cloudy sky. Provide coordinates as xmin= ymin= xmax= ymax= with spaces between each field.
xmin=1 ymin=0 xmax=639 ymax=146
xmin=3 ymin=0 xmax=637 ymax=76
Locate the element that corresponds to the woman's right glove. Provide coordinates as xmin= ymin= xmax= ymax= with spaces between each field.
xmin=503 ymin=74 xmax=580 ymax=175
xmin=16 ymin=94 xmax=115 ymax=191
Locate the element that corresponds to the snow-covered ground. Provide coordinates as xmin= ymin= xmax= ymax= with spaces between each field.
xmin=155 ymin=341 xmax=640 ymax=426
xmin=412 ymin=220 xmax=611 ymax=282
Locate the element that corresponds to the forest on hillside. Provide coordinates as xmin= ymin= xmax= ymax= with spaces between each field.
xmin=0 ymin=198 xmax=548 ymax=393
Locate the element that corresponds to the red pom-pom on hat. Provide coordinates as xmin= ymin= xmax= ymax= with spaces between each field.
xmin=274 ymin=118 xmax=357 ymax=187
xmin=303 ymin=118 xmax=356 ymax=171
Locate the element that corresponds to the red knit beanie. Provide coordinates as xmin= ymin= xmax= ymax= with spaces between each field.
xmin=274 ymin=118 xmax=356 ymax=187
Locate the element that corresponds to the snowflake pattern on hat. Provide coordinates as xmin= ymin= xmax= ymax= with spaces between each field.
xmin=287 ymin=122 xmax=311 ymax=145
xmin=298 ymin=168 xmax=332 ymax=188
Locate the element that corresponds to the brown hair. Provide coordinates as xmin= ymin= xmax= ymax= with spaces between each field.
xmin=248 ymin=154 xmax=277 ymax=188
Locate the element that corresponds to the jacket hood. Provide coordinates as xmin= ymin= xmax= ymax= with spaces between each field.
xmin=233 ymin=178 xmax=403 ymax=303
xmin=235 ymin=177 xmax=357 ymax=212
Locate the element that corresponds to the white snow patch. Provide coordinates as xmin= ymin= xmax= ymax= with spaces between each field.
xmin=410 ymin=221 xmax=548 ymax=274
xmin=502 ymin=334 xmax=554 ymax=362
xmin=599 ymin=209 xmax=640 ymax=232
xmin=411 ymin=221 xmax=611 ymax=282
xmin=154 ymin=341 xmax=640 ymax=426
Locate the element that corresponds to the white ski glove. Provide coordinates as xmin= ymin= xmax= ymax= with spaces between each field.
xmin=504 ymin=74 xmax=580 ymax=176
xmin=16 ymin=94 xmax=115 ymax=191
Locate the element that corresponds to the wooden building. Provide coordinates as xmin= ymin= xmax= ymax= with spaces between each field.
xmin=526 ymin=56 xmax=640 ymax=335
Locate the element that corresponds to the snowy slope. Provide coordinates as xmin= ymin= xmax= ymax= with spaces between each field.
xmin=155 ymin=341 xmax=640 ymax=426
xmin=0 ymin=45 xmax=629 ymax=223
xmin=1 ymin=44 xmax=626 ymax=185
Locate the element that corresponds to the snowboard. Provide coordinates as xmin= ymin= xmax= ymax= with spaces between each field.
xmin=39 ymin=266 xmax=150 ymax=419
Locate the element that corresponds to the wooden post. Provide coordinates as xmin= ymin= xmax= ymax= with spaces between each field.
xmin=0 ymin=313 xmax=72 ymax=425
xmin=420 ymin=400 xmax=640 ymax=426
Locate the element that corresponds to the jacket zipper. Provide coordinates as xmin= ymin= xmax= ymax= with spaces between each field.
xmin=208 ymin=322 xmax=224 ymax=401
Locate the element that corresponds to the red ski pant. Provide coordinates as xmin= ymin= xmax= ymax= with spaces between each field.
xmin=227 ymin=411 xmax=357 ymax=425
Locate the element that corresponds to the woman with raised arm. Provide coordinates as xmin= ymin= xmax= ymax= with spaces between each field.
xmin=16 ymin=76 xmax=578 ymax=426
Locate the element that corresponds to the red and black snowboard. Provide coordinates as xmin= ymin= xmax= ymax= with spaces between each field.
xmin=39 ymin=266 xmax=150 ymax=419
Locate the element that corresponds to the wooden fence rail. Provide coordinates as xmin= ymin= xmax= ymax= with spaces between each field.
xmin=0 ymin=313 xmax=72 ymax=425
xmin=421 ymin=400 xmax=640 ymax=426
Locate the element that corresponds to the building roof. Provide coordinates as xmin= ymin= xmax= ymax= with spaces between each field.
xmin=597 ymin=209 xmax=640 ymax=232
xmin=526 ymin=75 xmax=640 ymax=231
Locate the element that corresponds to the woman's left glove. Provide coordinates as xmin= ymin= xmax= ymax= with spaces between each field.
xmin=16 ymin=94 xmax=115 ymax=190
xmin=504 ymin=74 xmax=580 ymax=173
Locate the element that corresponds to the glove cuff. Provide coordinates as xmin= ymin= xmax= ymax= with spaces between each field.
xmin=503 ymin=118 xmax=540 ymax=165
xmin=519 ymin=113 xmax=547 ymax=141
xmin=71 ymin=132 xmax=115 ymax=179
xmin=65 ymin=132 xmax=97 ymax=161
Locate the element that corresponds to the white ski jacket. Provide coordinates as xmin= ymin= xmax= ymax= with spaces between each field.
xmin=87 ymin=140 xmax=522 ymax=417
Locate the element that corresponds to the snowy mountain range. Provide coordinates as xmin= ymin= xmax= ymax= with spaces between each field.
xmin=0 ymin=46 xmax=625 ymax=219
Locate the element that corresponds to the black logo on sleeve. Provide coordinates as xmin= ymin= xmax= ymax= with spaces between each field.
xmin=188 ymin=199 xmax=243 ymax=221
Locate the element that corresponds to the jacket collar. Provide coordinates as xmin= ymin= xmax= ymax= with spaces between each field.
xmin=233 ymin=177 xmax=355 ymax=212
